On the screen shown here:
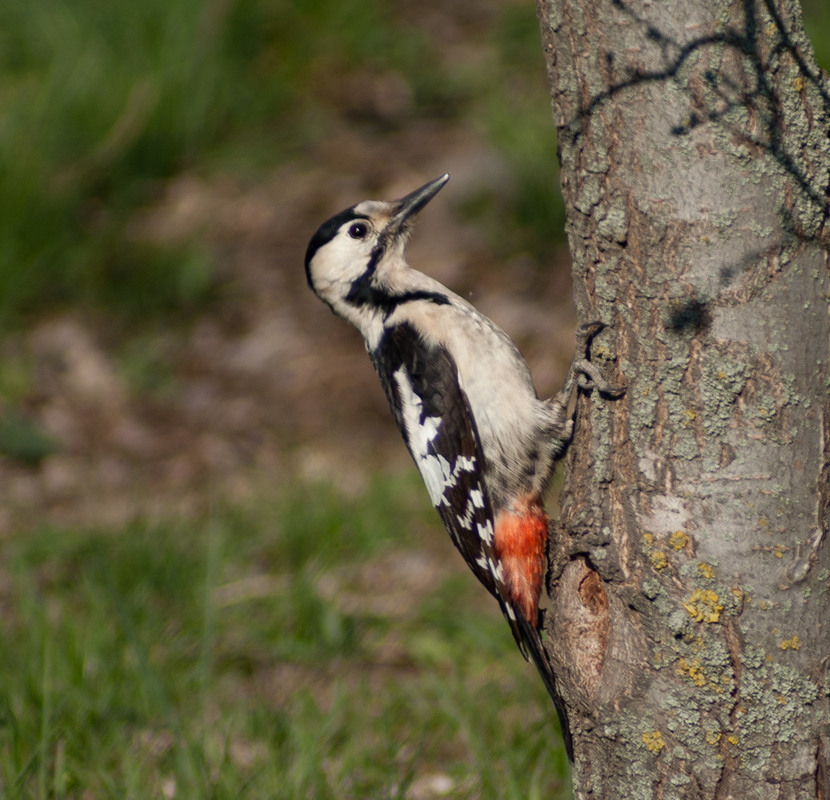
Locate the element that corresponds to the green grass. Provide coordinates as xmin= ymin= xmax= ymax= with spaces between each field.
xmin=0 ymin=474 xmax=570 ymax=798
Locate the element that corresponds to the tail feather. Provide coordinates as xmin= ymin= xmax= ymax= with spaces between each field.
xmin=515 ymin=613 xmax=574 ymax=761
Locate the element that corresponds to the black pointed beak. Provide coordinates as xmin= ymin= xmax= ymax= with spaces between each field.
xmin=390 ymin=174 xmax=449 ymax=228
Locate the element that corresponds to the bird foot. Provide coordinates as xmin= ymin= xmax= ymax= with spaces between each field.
xmin=566 ymin=321 xmax=626 ymax=398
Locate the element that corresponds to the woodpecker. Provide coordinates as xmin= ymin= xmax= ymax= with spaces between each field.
xmin=305 ymin=174 xmax=622 ymax=757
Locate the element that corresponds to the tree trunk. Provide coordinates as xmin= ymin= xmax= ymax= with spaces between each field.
xmin=535 ymin=0 xmax=830 ymax=796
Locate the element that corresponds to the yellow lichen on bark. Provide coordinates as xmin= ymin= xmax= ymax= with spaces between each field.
xmin=642 ymin=731 xmax=665 ymax=754
xmin=683 ymin=589 xmax=723 ymax=623
xmin=697 ymin=562 xmax=715 ymax=579
xmin=651 ymin=550 xmax=668 ymax=570
xmin=669 ymin=530 xmax=688 ymax=550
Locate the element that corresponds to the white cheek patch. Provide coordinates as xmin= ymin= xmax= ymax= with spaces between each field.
xmin=314 ymin=236 xmax=373 ymax=294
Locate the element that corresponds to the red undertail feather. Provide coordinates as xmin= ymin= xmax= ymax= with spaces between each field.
xmin=493 ymin=494 xmax=548 ymax=625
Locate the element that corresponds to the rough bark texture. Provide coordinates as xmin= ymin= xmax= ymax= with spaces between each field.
xmin=535 ymin=0 xmax=830 ymax=797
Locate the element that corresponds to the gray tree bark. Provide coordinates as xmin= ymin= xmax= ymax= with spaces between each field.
xmin=535 ymin=0 xmax=830 ymax=797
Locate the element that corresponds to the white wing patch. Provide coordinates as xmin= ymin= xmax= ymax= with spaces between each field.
xmin=393 ymin=366 xmax=445 ymax=506
xmin=393 ymin=365 xmax=480 ymax=511
xmin=477 ymin=517 xmax=494 ymax=546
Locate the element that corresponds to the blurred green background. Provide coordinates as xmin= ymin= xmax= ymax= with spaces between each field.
xmin=0 ymin=0 xmax=827 ymax=797
xmin=0 ymin=0 xmax=566 ymax=327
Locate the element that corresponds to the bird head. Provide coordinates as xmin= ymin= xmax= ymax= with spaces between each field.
xmin=304 ymin=174 xmax=449 ymax=323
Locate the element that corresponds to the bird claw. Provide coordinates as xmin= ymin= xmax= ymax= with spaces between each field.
xmin=573 ymin=358 xmax=625 ymax=396
xmin=567 ymin=321 xmax=625 ymax=398
xmin=545 ymin=321 xmax=624 ymax=427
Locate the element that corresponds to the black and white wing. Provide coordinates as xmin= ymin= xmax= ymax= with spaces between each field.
xmin=370 ymin=323 xmax=505 ymax=610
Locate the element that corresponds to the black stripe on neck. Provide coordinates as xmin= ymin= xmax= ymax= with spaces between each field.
xmin=346 ymin=277 xmax=450 ymax=314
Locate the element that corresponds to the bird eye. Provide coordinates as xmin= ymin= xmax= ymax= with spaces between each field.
xmin=348 ymin=222 xmax=369 ymax=240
